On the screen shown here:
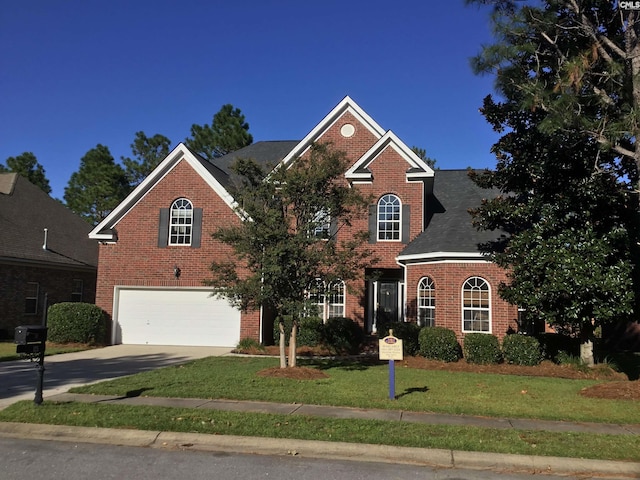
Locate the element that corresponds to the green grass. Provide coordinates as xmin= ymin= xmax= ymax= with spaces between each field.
xmin=1 ymin=401 xmax=639 ymax=461
xmin=69 ymin=356 xmax=640 ymax=424
xmin=0 ymin=341 xmax=92 ymax=362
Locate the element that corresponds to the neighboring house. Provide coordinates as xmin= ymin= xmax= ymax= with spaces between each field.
xmin=0 ymin=173 xmax=97 ymax=339
xmin=90 ymin=96 xmax=519 ymax=347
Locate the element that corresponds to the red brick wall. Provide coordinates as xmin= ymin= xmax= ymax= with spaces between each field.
xmin=405 ymin=261 xmax=518 ymax=341
xmin=0 ymin=263 xmax=96 ymax=337
xmin=95 ymin=159 xmax=261 ymax=342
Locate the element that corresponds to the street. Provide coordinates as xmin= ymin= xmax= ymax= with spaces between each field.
xmin=0 ymin=437 xmax=597 ymax=480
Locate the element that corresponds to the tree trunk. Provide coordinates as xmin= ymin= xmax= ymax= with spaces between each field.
xmin=288 ymin=319 xmax=298 ymax=368
xmin=580 ymin=319 xmax=595 ymax=367
xmin=279 ymin=320 xmax=287 ymax=368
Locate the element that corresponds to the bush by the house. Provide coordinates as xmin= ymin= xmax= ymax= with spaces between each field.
xmin=323 ymin=317 xmax=365 ymax=355
xmin=536 ymin=332 xmax=580 ymax=361
xmin=418 ymin=326 xmax=461 ymax=362
xmin=47 ymin=302 xmax=107 ymax=345
xmin=463 ymin=333 xmax=502 ymax=364
xmin=236 ymin=337 xmax=265 ymax=352
xmin=502 ymin=334 xmax=543 ymax=366
xmin=273 ymin=316 xmax=324 ymax=347
xmin=378 ymin=321 xmax=421 ymax=356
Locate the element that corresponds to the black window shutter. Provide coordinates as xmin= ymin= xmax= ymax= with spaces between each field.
xmin=191 ymin=208 xmax=203 ymax=248
xmin=402 ymin=205 xmax=411 ymax=244
xmin=368 ymin=205 xmax=377 ymax=244
xmin=158 ymin=208 xmax=169 ymax=248
xmin=329 ymin=216 xmax=338 ymax=240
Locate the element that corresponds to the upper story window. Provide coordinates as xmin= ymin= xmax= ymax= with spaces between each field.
xmin=169 ymin=198 xmax=193 ymax=245
xmin=417 ymin=277 xmax=435 ymax=327
xmin=312 ymin=209 xmax=331 ymax=239
xmin=377 ymin=194 xmax=401 ymax=241
xmin=462 ymin=277 xmax=491 ymax=333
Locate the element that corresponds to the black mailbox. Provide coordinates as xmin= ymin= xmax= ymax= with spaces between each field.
xmin=15 ymin=325 xmax=48 ymax=345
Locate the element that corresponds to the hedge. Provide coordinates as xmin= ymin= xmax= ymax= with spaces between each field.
xmin=418 ymin=327 xmax=461 ymax=362
xmin=502 ymin=334 xmax=543 ymax=366
xmin=463 ymin=333 xmax=502 ymax=365
xmin=47 ymin=302 xmax=107 ymax=345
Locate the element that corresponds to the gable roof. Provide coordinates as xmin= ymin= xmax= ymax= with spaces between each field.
xmin=397 ymin=170 xmax=503 ymax=263
xmin=345 ymin=130 xmax=435 ymax=182
xmin=89 ymin=141 xmax=299 ymax=241
xmin=0 ymin=173 xmax=97 ymax=269
xmin=280 ymin=96 xmax=386 ymax=169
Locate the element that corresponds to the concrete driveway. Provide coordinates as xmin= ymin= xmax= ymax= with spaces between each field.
xmin=0 ymin=345 xmax=232 ymax=409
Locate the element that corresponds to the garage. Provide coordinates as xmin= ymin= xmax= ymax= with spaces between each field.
xmin=114 ymin=287 xmax=241 ymax=347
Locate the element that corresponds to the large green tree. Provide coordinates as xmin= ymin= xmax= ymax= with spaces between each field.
xmin=1 ymin=152 xmax=51 ymax=194
xmin=185 ymin=104 xmax=253 ymax=161
xmin=122 ymin=131 xmax=172 ymax=187
xmin=64 ymin=145 xmax=130 ymax=225
xmin=468 ymin=0 xmax=640 ymax=364
xmin=205 ymin=143 xmax=375 ymax=368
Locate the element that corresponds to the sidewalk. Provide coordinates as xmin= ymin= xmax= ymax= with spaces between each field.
xmin=0 ymin=392 xmax=638 ymax=479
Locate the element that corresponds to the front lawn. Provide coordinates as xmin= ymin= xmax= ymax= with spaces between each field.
xmin=0 ymin=342 xmax=92 ymax=362
xmin=67 ymin=356 xmax=640 ymax=425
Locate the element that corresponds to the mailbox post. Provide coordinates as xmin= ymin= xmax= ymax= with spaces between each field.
xmin=14 ymin=324 xmax=48 ymax=405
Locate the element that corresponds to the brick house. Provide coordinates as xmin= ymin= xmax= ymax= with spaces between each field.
xmin=0 ymin=173 xmax=97 ymax=338
xmin=89 ymin=97 xmax=518 ymax=347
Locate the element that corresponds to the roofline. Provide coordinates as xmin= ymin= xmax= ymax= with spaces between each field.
xmin=89 ymin=143 xmax=238 ymax=240
xmin=279 ymin=96 xmax=386 ymax=168
xmin=397 ymin=252 xmax=490 ymax=264
xmin=346 ymin=130 xmax=435 ymax=181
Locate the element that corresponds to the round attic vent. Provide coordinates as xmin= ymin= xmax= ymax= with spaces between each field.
xmin=340 ymin=123 xmax=355 ymax=137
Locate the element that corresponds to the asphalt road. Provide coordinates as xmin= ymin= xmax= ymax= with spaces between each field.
xmin=0 ymin=437 xmax=582 ymax=480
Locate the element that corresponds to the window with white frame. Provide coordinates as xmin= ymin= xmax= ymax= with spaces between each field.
xmin=307 ymin=279 xmax=345 ymax=321
xmin=462 ymin=277 xmax=491 ymax=332
xmin=25 ymin=282 xmax=39 ymax=315
xmin=169 ymin=198 xmax=193 ymax=245
xmin=417 ymin=277 xmax=435 ymax=327
xmin=312 ymin=209 xmax=331 ymax=239
xmin=377 ymin=194 xmax=401 ymax=241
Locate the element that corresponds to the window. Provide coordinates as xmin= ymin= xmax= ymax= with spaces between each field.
xmin=25 ymin=282 xmax=39 ymax=315
xmin=327 ymin=281 xmax=345 ymax=318
xmin=312 ymin=209 xmax=331 ymax=239
xmin=417 ymin=277 xmax=435 ymax=327
xmin=377 ymin=194 xmax=401 ymax=241
xmin=71 ymin=279 xmax=83 ymax=302
xmin=169 ymin=198 xmax=193 ymax=245
xmin=462 ymin=277 xmax=491 ymax=332
xmin=307 ymin=279 xmax=345 ymax=321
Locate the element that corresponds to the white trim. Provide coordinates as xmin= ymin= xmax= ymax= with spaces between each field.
xmin=279 ymin=96 xmax=386 ymax=170
xmin=377 ymin=193 xmax=402 ymax=242
xmin=346 ymin=130 xmax=435 ymax=181
xmin=397 ymin=252 xmax=489 ymax=264
xmin=89 ymin=143 xmax=239 ymax=241
xmin=461 ymin=276 xmax=492 ymax=334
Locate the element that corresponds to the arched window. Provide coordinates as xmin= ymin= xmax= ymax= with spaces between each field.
xmin=417 ymin=277 xmax=435 ymax=327
xmin=377 ymin=194 xmax=401 ymax=241
xmin=462 ymin=277 xmax=491 ymax=332
xmin=327 ymin=281 xmax=345 ymax=318
xmin=169 ymin=198 xmax=193 ymax=245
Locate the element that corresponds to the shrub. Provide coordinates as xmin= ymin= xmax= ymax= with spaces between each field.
xmin=378 ymin=322 xmax=421 ymax=356
xmin=323 ymin=317 xmax=364 ymax=355
xmin=236 ymin=337 xmax=265 ymax=352
xmin=502 ymin=334 xmax=543 ymax=366
xmin=418 ymin=327 xmax=461 ymax=362
xmin=463 ymin=333 xmax=502 ymax=365
xmin=47 ymin=302 xmax=107 ymax=345
xmin=537 ymin=333 xmax=580 ymax=361
xmin=273 ymin=316 xmax=324 ymax=347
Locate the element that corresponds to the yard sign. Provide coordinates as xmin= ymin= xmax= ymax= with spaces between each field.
xmin=379 ymin=330 xmax=403 ymax=400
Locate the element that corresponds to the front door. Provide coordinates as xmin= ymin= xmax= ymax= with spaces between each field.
xmin=378 ymin=281 xmax=399 ymax=326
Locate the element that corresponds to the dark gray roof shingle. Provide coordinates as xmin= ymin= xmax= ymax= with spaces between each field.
xmin=400 ymin=170 xmax=503 ymax=258
xmin=0 ymin=174 xmax=97 ymax=268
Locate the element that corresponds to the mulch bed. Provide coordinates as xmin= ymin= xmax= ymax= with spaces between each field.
xmin=243 ymin=345 xmax=637 ymax=400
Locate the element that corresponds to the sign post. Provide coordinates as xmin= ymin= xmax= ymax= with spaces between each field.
xmin=378 ymin=329 xmax=403 ymax=400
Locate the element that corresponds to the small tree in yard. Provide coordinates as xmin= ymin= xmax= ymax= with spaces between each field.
xmin=206 ymin=143 xmax=375 ymax=368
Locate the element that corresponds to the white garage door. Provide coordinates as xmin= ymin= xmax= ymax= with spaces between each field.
xmin=115 ymin=288 xmax=241 ymax=347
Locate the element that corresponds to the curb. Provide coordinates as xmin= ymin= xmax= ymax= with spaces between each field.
xmin=0 ymin=422 xmax=638 ymax=479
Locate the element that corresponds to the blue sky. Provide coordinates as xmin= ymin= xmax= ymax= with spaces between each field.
xmin=0 ymin=1 xmax=500 ymax=200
